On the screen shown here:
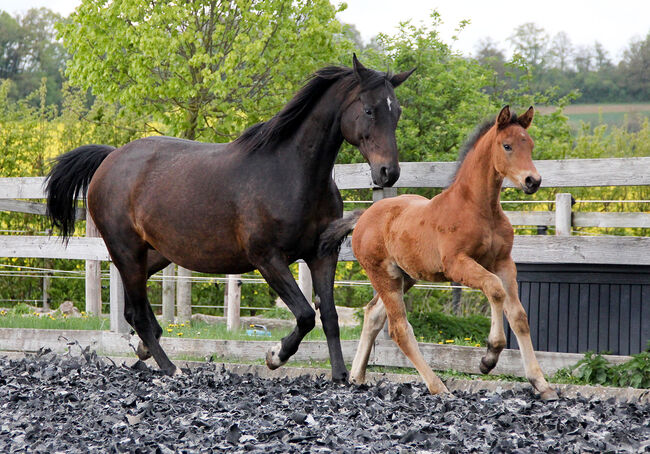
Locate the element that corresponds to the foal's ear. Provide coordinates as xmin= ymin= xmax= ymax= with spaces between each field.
xmin=390 ymin=68 xmax=416 ymax=88
xmin=518 ymin=106 xmax=534 ymax=129
xmin=497 ymin=105 xmax=511 ymax=129
xmin=352 ymin=53 xmax=372 ymax=83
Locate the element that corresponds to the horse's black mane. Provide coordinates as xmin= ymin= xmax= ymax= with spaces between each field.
xmin=234 ymin=65 xmax=388 ymax=153
xmin=453 ymin=111 xmax=519 ymax=181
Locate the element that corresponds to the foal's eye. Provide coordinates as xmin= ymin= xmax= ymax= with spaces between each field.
xmin=364 ymin=107 xmax=372 ymax=116
xmin=503 ymin=144 xmax=512 ymax=152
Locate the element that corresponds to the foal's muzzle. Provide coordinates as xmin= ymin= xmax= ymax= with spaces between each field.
xmin=523 ymin=175 xmax=542 ymax=194
xmin=372 ymin=164 xmax=400 ymax=188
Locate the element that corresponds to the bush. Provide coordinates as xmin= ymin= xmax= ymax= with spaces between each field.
xmin=407 ymin=311 xmax=490 ymax=343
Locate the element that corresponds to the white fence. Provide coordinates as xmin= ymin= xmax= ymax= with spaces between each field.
xmin=1 ymin=157 xmax=649 ymax=334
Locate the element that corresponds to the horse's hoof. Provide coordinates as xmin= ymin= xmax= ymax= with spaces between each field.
xmin=172 ymin=366 xmax=184 ymax=377
xmin=349 ymin=373 xmax=365 ymax=385
xmin=331 ymin=371 xmax=349 ymax=384
xmin=136 ymin=341 xmax=152 ymax=361
xmin=265 ymin=343 xmax=287 ymax=370
xmin=540 ymin=388 xmax=559 ymax=401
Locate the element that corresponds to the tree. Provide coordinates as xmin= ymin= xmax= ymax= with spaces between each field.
xmin=507 ymin=23 xmax=549 ymax=70
xmin=59 ymin=0 xmax=349 ymax=141
xmin=549 ymin=32 xmax=573 ymax=72
xmin=619 ymin=32 xmax=650 ymax=101
xmin=0 ymin=8 xmax=67 ymax=105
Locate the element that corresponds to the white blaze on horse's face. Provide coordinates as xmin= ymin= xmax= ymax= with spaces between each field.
xmin=386 ymin=97 xmax=392 ymax=111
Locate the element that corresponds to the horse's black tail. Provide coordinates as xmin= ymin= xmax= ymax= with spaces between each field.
xmin=45 ymin=144 xmax=116 ymax=240
xmin=318 ymin=210 xmax=364 ymax=258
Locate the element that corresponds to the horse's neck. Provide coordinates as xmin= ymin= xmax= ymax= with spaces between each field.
xmin=282 ymin=84 xmax=347 ymax=186
xmin=450 ymin=134 xmax=504 ymax=215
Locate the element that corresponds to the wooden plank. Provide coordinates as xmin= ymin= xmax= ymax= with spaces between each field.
xmin=573 ymin=212 xmax=650 ymax=228
xmin=0 ymin=177 xmax=47 ymax=199
xmin=0 ymin=235 xmax=111 ymax=261
xmin=504 ymin=211 xmax=554 ymax=226
xmin=333 ymin=157 xmax=650 ymax=189
xmin=0 ymin=199 xmax=86 ymax=219
xmin=339 ymin=236 xmax=650 ymax=266
xmin=176 ymin=267 xmax=192 ymax=324
xmin=162 ymin=264 xmax=176 ymax=324
xmin=109 ymin=263 xmax=129 ymax=334
xmin=226 ymin=274 xmax=241 ymax=332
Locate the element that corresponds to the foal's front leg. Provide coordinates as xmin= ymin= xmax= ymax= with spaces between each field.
xmin=496 ymin=259 xmax=558 ymax=400
xmin=256 ymin=256 xmax=316 ymax=369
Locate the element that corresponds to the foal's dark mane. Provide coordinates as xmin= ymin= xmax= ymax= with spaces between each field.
xmin=452 ymin=111 xmax=519 ymax=182
xmin=234 ymin=66 xmax=389 ymax=153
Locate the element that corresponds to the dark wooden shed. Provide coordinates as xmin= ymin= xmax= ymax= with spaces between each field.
xmin=508 ymin=263 xmax=650 ymax=355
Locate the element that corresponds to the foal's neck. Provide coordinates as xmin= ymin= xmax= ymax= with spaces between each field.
xmin=451 ymin=129 xmax=504 ymax=215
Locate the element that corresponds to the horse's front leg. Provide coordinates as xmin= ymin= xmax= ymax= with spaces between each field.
xmin=256 ymin=255 xmax=316 ymax=370
xmin=307 ymin=255 xmax=348 ymax=382
xmin=495 ymin=259 xmax=558 ymax=400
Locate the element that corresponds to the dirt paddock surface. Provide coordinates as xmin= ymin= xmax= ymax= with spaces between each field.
xmin=1 ymin=350 xmax=649 ymax=453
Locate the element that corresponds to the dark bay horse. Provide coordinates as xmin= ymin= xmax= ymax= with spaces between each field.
xmin=320 ymin=106 xmax=558 ymax=399
xmin=46 ymin=55 xmax=414 ymax=379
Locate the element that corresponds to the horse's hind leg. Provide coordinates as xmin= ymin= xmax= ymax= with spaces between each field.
xmin=135 ymin=250 xmax=171 ymax=361
xmin=256 ymin=255 xmax=316 ymax=370
xmin=350 ymin=294 xmax=386 ymax=385
xmin=366 ymin=264 xmax=448 ymax=394
xmin=307 ymin=255 xmax=347 ymax=382
xmin=108 ymin=240 xmax=178 ymax=375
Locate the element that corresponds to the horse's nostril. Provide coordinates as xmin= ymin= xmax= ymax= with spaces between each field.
xmin=525 ymin=176 xmax=534 ymax=187
xmin=380 ymin=166 xmax=389 ymax=180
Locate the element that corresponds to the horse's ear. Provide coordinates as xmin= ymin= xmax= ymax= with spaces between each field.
xmin=518 ymin=106 xmax=534 ymax=129
xmin=352 ymin=53 xmax=372 ymax=83
xmin=497 ymin=105 xmax=511 ymax=129
xmin=390 ymin=68 xmax=416 ymax=88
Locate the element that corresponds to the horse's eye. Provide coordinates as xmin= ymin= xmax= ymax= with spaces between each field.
xmin=364 ymin=107 xmax=372 ymax=116
xmin=503 ymin=144 xmax=512 ymax=152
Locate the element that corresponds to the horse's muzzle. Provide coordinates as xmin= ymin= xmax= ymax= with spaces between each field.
xmin=523 ymin=175 xmax=541 ymax=194
xmin=372 ymin=164 xmax=400 ymax=188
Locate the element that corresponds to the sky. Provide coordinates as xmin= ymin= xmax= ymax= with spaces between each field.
xmin=1 ymin=0 xmax=648 ymax=62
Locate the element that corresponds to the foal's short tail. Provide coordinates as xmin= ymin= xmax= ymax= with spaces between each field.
xmin=45 ymin=144 xmax=116 ymax=240
xmin=318 ymin=210 xmax=364 ymax=258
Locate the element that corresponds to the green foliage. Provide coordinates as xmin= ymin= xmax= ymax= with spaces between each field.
xmin=554 ymin=349 xmax=650 ymax=389
xmin=59 ymin=0 xmax=349 ymax=140
xmin=407 ymin=310 xmax=490 ymax=344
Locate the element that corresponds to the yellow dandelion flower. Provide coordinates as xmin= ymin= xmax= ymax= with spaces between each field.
xmin=445 ymin=339 xmax=454 ymax=343
xmin=438 ymin=341 xmax=443 ymax=345
xmin=464 ymin=337 xmax=471 ymax=341
xmin=475 ymin=343 xmax=481 ymax=347
xmin=167 ymin=328 xmax=173 ymax=333
xmin=177 ymin=332 xmax=183 ymax=336
xmin=438 ymin=330 xmax=442 ymax=334
xmin=180 ymin=323 xmax=185 ymax=327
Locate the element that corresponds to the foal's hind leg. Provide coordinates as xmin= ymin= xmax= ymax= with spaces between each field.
xmin=350 ymin=294 xmax=386 ymax=384
xmin=366 ymin=264 xmax=448 ymax=394
xmin=135 ymin=250 xmax=171 ymax=361
xmin=307 ymin=255 xmax=348 ymax=382
xmin=256 ymin=255 xmax=316 ymax=369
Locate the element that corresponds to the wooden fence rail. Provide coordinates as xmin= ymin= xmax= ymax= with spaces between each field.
xmin=1 ymin=157 xmax=649 ymax=336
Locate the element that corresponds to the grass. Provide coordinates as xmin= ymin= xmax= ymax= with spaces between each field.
xmin=0 ymin=310 xmax=483 ymax=347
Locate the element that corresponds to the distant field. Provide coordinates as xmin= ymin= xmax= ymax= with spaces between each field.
xmin=537 ymin=103 xmax=650 ymax=129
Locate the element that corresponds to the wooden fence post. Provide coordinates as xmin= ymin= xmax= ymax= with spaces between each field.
xmin=85 ymin=211 xmax=102 ymax=315
xmin=298 ymin=262 xmax=313 ymax=306
xmin=373 ymin=187 xmax=397 ymax=339
xmin=555 ymin=193 xmax=573 ymax=236
xmin=176 ymin=266 xmax=192 ymax=323
xmin=226 ymin=274 xmax=241 ymax=331
xmin=162 ymin=264 xmax=175 ymax=324
xmin=109 ymin=263 xmax=129 ymax=333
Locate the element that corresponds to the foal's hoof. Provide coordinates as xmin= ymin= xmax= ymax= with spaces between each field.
xmin=479 ymin=357 xmax=496 ymax=375
xmin=265 ymin=343 xmax=287 ymax=370
xmin=540 ymin=388 xmax=559 ymax=401
xmin=136 ymin=340 xmax=152 ymax=361
xmin=349 ymin=373 xmax=366 ymax=386
xmin=331 ymin=371 xmax=349 ymax=384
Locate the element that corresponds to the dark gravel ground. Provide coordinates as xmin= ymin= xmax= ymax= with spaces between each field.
xmin=1 ymin=349 xmax=649 ymax=453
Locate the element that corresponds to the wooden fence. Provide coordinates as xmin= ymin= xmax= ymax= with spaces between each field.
xmin=0 ymin=157 xmax=649 ymax=336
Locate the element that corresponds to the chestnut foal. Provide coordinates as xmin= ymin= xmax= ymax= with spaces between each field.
xmin=321 ymin=106 xmax=558 ymax=400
